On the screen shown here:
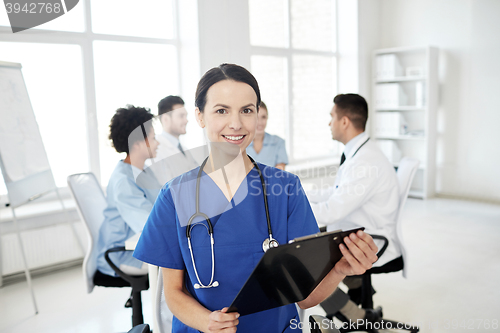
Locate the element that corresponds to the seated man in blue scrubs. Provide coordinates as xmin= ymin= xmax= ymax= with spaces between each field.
xmin=96 ymin=105 xmax=161 ymax=276
xmin=246 ymin=101 xmax=288 ymax=170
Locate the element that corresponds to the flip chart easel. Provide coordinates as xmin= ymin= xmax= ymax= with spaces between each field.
xmin=0 ymin=61 xmax=84 ymax=313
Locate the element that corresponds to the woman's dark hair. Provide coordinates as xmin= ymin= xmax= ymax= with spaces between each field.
xmin=195 ymin=63 xmax=261 ymax=112
xmin=333 ymin=93 xmax=369 ymax=131
xmin=109 ymin=105 xmax=154 ymax=154
xmin=158 ymin=95 xmax=185 ymax=116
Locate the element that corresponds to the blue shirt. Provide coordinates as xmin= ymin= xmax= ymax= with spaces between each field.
xmin=134 ymin=163 xmax=318 ymax=332
xmin=96 ymin=161 xmax=161 ymax=276
xmin=247 ymin=132 xmax=288 ymax=167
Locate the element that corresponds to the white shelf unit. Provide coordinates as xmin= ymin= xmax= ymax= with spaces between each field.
xmin=376 ymin=76 xmax=426 ymax=83
xmin=371 ymin=46 xmax=438 ymax=199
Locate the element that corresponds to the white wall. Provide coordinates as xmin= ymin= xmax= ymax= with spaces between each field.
xmin=358 ymin=0 xmax=380 ymax=101
xmin=377 ymin=0 xmax=500 ymax=202
xmin=336 ymin=0 xmax=381 ymax=99
xmin=197 ymin=0 xmax=251 ymax=73
xmin=179 ymin=0 xmax=251 ymax=151
xmin=177 ymin=0 xmax=204 ymax=150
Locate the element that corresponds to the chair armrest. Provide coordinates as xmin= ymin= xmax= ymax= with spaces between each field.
xmin=370 ymin=234 xmax=389 ymax=259
xmin=127 ymin=324 xmax=151 ymax=333
xmin=104 ymin=246 xmax=147 ymax=285
xmin=309 ymin=315 xmax=340 ymax=333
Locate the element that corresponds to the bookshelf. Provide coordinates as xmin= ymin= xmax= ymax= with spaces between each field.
xmin=372 ymin=46 xmax=439 ymax=199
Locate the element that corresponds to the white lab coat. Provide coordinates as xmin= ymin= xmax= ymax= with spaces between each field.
xmin=146 ymin=132 xmax=199 ymax=186
xmin=308 ymin=133 xmax=401 ymax=267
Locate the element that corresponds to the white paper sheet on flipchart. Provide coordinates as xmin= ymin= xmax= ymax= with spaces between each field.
xmin=0 ymin=64 xmax=50 ymax=183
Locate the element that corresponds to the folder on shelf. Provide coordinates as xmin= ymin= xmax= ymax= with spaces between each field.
xmin=415 ymin=81 xmax=425 ymax=107
xmin=376 ymin=112 xmax=407 ymax=136
xmin=376 ymin=54 xmax=403 ymax=80
xmin=227 ymin=227 xmax=364 ymax=316
xmin=375 ymin=83 xmax=407 ymax=109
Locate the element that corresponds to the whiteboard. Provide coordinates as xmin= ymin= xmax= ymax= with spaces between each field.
xmin=0 ymin=61 xmax=56 ymax=208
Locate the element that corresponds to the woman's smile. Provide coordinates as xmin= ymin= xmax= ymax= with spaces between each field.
xmin=222 ymin=134 xmax=246 ymax=144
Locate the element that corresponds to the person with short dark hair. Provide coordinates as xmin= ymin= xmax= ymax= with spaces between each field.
xmin=154 ymin=95 xmax=198 ymax=184
xmin=307 ymin=93 xmax=401 ymax=324
xmin=158 ymin=95 xmax=185 ymax=117
xmin=246 ymin=101 xmax=289 ymax=170
xmin=133 ymin=65 xmax=378 ymax=332
xmin=331 ymin=93 xmax=369 ymax=131
xmin=96 ymin=105 xmax=160 ymax=277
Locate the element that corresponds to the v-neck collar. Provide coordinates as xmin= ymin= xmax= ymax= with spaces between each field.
xmin=200 ymin=165 xmax=255 ymax=209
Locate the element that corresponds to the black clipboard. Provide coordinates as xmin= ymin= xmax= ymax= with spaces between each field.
xmin=227 ymin=227 xmax=364 ymax=316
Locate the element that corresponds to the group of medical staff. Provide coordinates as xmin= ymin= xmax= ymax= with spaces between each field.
xmin=95 ymin=63 xmax=402 ymax=332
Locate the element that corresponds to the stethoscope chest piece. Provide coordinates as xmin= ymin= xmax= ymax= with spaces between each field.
xmin=262 ymin=237 xmax=279 ymax=253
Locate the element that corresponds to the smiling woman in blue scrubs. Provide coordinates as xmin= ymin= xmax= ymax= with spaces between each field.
xmin=133 ymin=64 xmax=378 ymax=333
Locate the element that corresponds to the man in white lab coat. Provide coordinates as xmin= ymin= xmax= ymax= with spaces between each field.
xmin=151 ymin=95 xmax=199 ymax=185
xmin=308 ymin=93 xmax=401 ymax=323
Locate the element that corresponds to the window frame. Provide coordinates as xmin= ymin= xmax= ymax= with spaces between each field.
xmin=250 ymin=0 xmax=340 ymax=164
xmin=0 ymin=0 xmax=181 ymax=191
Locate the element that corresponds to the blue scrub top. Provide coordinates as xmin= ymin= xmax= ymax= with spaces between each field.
xmin=134 ymin=163 xmax=318 ymax=332
xmin=247 ymin=132 xmax=289 ymax=167
xmin=96 ymin=161 xmax=160 ymax=276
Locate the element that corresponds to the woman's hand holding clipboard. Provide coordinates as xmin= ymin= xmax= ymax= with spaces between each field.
xmin=227 ymin=227 xmax=379 ymax=316
xmin=332 ymin=228 xmax=379 ymax=276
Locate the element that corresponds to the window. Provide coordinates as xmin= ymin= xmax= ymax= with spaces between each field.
xmin=0 ymin=0 xmax=180 ymax=194
xmin=249 ymin=0 xmax=340 ymax=162
xmin=93 ymin=41 xmax=179 ymax=183
xmin=90 ymin=0 xmax=174 ymax=39
xmin=249 ymin=0 xmax=287 ymax=48
xmin=0 ymin=42 xmax=87 ymax=188
xmin=250 ymin=55 xmax=287 ymax=139
xmin=0 ymin=0 xmax=179 ymax=193
xmin=0 ymin=1 xmax=85 ymax=32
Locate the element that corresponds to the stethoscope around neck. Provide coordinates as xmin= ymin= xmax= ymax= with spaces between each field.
xmin=186 ymin=155 xmax=278 ymax=289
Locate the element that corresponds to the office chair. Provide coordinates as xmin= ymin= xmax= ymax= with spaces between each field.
xmin=67 ymin=173 xmax=149 ymax=327
xmin=127 ymin=324 xmax=151 ymax=333
xmin=330 ymin=157 xmax=420 ymax=333
xmin=154 ymin=268 xmax=174 ymax=333
xmin=310 ymin=314 xmax=341 ymax=333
